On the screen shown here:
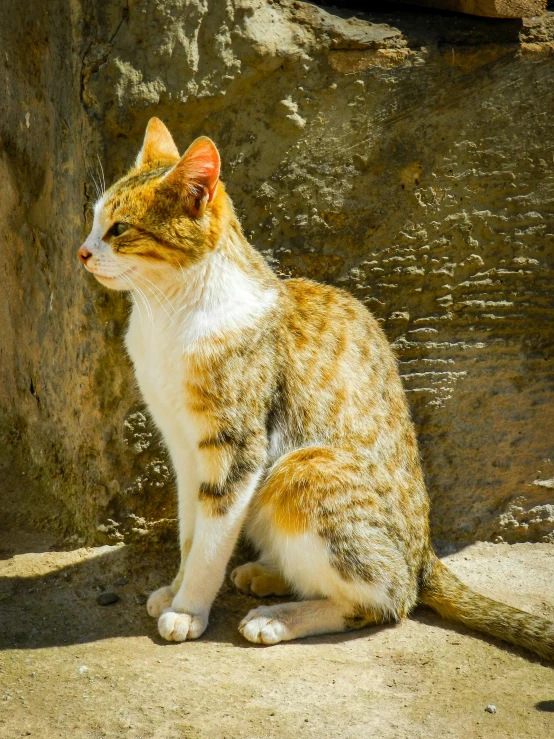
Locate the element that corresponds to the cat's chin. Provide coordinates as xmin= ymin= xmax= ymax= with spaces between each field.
xmin=93 ymin=272 xmax=131 ymax=291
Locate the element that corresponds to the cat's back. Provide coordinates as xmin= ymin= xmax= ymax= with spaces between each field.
xmin=278 ymin=277 xmax=415 ymax=453
xmin=280 ymin=276 xmax=399 ymax=388
xmin=274 ymin=279 xmax=420 ymax=480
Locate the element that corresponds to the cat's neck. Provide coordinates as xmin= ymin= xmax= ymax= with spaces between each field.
xmin=128 ymin=225 xmax=279 ymax=346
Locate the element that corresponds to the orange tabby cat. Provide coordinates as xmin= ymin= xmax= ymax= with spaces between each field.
xmin=79 ymin=118 xmax=553 ymax=659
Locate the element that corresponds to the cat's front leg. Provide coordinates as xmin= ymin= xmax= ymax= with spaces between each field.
xmin=147 ymin=459 xmax=199 ymax=618
xmin=157 ymin=468 xmax=263 ymax=642
xmin=145 ymin=533 xmax=192 ymax=618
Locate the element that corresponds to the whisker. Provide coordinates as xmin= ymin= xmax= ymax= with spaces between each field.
xmin=132 ymin=271 xmax=176 ymax=317
xmin=89 ymin=168 xmax=101 ymax=202
xmin=125 ymin=274 xmax=154 ymax=325
xmin=96 ymin=154 xmax=106 ymax=195
xmin=95 ymin=166 xmax=103 ymax=197
xmin=86 ymin=162 xmax=101 ymax=200
xmin=122 ymin=274 xmax=145 ymax=331
xmin=138 ymin=273 xmax=176 ymax=312
xmin=132 ymin=274 xmax=174 ymax=322
xmin=134 ymin=283 xmax=154 ymax=326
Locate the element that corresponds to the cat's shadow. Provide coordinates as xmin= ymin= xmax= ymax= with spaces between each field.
xmin=0 ymin=539 xmax=545 ymax=665
xmin=0 ymin=540 xmax=397 ymax=651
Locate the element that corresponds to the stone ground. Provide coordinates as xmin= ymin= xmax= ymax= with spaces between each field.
xmin=1 ymin=523 xmax=553 ymax=739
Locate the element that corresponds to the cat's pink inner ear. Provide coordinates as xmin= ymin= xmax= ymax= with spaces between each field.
xmin=170 ymin=136 xmax=221 ymax=203
xmin=136 ymin=118 xmax=180 ymax=168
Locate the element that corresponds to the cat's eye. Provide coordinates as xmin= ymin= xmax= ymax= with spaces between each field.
xmin=108 ymin=222 xmax=130 ymax=238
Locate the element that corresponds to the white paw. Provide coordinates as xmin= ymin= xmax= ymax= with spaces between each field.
xmin=146 ymin=586 xmax=175 ymax=618
xmin=239 ymin=606 xmax=290 ymax=645
xmin=157 ymin=610 xmax=208 ymax=642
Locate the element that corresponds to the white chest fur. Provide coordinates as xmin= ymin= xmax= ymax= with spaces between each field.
xmin=126 ymin=305 xmax=198 ymax=455
xmin=124 ymin=251 xmax=277 ymax=470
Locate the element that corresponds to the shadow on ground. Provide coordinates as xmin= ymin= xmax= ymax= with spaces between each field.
xmin=2 ymin=532 xmax=554 ymax=738
xmin=0 ymin=531 xmax=547 ymax=666
xmin=0 ymin=535 xmax=402 ymax=651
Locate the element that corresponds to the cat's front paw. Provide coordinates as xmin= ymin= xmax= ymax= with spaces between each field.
xmin=146 ymin=586 xmax=175 ymax=618
xmin=157 ymin=610 xmax=208 ymax=642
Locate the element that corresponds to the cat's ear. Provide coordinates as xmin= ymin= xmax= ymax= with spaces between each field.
xmin=163 ymin=136 xmax=220 ymax=218
xmin=135 ymin=117 xmax=180 ymax=168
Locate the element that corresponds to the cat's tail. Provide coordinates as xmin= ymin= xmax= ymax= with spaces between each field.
xmin=418 ymin=551 xmax=554 ymax=661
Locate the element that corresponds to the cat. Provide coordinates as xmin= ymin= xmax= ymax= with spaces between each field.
xmin=79 ymin=117 xmax=553 ymax=659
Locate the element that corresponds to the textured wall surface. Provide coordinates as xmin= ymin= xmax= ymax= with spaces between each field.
xmin=0 ymin=0 xmax=94 ymax=536
xmin=1 ymin=1 xmax=553 ymax=549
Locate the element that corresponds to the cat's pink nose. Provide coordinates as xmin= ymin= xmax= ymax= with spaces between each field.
xmin=78 ymin=245 xmax=92 ymax=264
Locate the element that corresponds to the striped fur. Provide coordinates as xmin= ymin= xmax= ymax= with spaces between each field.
xmin=79 ymin=118 xmax=554 ymax=659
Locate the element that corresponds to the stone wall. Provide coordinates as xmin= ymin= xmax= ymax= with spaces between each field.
xmin=1 ymin=1 xmax=553 ymax=549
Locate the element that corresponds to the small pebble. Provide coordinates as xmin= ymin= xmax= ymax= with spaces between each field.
xmin=114 ymin=577 xmax=129 ymax=587
xmin=97 ymin=592 xmax=120 ymax=606
xmin=485 ymin=704 xmax=497 ymax=714
xmin=135 ymin=594 xmax=147 ymax=605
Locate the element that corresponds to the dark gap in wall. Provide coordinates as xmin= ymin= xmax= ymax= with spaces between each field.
xmin=315 ymin=0 xmax=553 ymax=19
xmin=314 ymin=1 xmax=430 ymax=13
xmin=309 ymin=1 xmax=531 ymax=44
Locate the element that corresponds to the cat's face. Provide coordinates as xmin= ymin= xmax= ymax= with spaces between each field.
xmin=79 ymin=118 xmax=222 ymax=291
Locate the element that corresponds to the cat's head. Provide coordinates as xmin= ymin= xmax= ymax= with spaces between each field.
xmin=79 ymin=118 xmax=226 ymax=291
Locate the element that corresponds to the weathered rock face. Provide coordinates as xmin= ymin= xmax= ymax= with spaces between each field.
xmin=1 ymin=1 xmax=553 ymax=549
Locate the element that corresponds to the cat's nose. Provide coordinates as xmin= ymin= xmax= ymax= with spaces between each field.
xmin=78 ymin=245 xmax=93 ymax=264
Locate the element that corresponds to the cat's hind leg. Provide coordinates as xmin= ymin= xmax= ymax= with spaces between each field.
xmin=238 ymin=446 xmax=417 ymax=644
xmin=231 ymin=560 xmax=290 ymax=597
xmin=240 ymin=599 xmax=379 ymax=644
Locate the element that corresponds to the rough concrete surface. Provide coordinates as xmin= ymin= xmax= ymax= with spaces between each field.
xmin=1 ymin=527 xmax=554 ymax=738
xmin=1 ymin=4 xmax=554 ymax=543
